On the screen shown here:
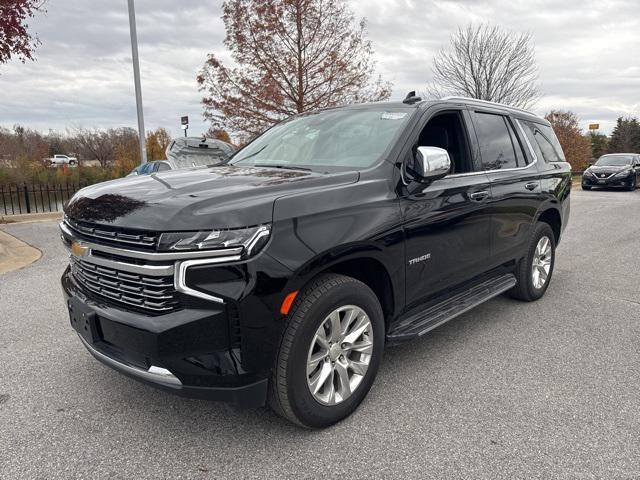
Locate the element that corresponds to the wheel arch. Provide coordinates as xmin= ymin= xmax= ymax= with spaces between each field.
xmin=536 ymin=207 xmax=562 ymax=245
xmin=284 ymin=250 xmax=400 ymax=331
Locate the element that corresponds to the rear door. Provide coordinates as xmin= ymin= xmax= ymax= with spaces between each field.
xmin=469 ymin=110 xmax=543 ymax=266
xmin=398 ymin=106 xmax=492 ymax=310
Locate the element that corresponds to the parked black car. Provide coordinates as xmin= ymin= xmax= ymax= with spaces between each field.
xmin=128 ymin=137 xmax=236 ymax=176
xmin=60 ymin=96 xmax=571 ymax=428
xmin=581 ymin=153 xmax=640 ymax=190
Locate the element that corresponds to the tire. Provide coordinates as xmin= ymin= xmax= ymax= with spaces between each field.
xmin=627 ymin=178 xmax=636 ymax=191
xmin=69 ymin=160 xmax=77 ymax=166
xmin=269 ymin=273 xmax=384 ymax=428
xmin=581 ymin=185 xmax=591 ymax=190
xmin=508 ymin=222 xmax=556 ymax=302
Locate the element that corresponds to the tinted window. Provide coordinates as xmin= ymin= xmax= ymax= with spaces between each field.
xmin=595 ymin=155 xmax=633 ymax=166
xmin=473 ymin=112 xmax=518 ymax=170
xmin=522 ymin=121 xmax=565 ymax=163
xmin=506 ymin=120 xmax=528 ymax=165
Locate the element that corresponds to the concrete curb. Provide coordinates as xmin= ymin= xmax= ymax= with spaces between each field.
xmin=0 ymin=212 xmax=63 ymax=224
xmin=0 ymin=229 xmax=43 ymax=275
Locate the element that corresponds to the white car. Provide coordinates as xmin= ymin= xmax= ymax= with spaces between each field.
xmin=46 ymin=154 xmax=78 ymax=166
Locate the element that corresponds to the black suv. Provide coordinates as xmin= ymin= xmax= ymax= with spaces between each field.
xmin=581 ymin=153 xmax=640 ymax=190
xmin=60 ymin=96 xmax=571 ymax=428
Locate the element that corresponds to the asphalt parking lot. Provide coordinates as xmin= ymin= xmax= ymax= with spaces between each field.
xmin=1 ymin=188 xmax=639 ymax=479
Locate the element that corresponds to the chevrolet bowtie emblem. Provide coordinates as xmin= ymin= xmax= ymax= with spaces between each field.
xmin=71 ymin=241 xmax=90 ymax=258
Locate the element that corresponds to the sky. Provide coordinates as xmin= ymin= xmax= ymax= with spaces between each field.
xmin=0 ymin=0 xmax=639 ymax=137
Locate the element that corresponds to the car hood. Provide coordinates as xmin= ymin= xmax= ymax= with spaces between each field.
xmin=65 ymin=165 xmax=359 ymax=231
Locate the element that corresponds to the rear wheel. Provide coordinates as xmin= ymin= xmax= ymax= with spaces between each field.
xmin=508 ymin=223 xmax=556 ymax=302
xmin=269 ymin=274 xmax=384 ymax=428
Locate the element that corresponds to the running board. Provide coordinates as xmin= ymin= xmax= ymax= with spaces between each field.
xmin=387 ymin=273 xmax=517 ymax=344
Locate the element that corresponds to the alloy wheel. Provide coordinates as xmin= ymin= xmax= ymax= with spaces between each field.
xmin=532 ymin=235 xmax=552 ymax=289
xmin=306 ymin=305 xmax=373 ymax=406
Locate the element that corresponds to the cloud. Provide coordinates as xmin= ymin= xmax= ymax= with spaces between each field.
xmin=0 ymin=0 xmax=638 ymax=136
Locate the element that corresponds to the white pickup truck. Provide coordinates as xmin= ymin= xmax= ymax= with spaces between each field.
xmin=45 ymin=154 xmax=78 ymax=166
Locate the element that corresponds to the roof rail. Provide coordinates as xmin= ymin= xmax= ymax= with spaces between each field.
xmin=440 ymin=96 xmax=535 ymax=116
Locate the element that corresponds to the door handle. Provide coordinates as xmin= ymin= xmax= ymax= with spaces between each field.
xmin=469 ymin=191 xmax=489 ymax=201
xmin=525 ymin=182 xmax=539 ymax=191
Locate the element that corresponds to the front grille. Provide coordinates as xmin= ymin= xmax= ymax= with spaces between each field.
xmin=70 ymin=257 xmax=180 ymax=314
xmin=593 ymin=172 xmax=613 ymax=179
xmin=65 ymin=218 xmax=158 ymax=250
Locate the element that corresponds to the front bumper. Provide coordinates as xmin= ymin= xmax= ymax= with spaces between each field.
xmin=62 ymin=267 xmax=269 ymax=407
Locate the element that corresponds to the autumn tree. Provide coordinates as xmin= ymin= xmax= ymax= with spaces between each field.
xmin=113 ymin=129 xmax=141 ymax=177
xmin=607 ymin=117 xmax=640 ymax=154
xmin=427 ymin=24 xmax=540 ymax=109
xmin=0 ymin=0 xmax=46 ymax=65
xmin=198 ymin=0 xmax=392 ymax=140
xmin=145 ymin=127 xmax=171 ymax=160
xmin=206 ymin=127 xmax=232 ymax=144
xmin=545 ymin=110 xmax=591 ymax=171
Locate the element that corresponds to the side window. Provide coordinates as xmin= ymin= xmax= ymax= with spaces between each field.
xmin=522 ymin=121 xmax=565 ymax=163
xmin=157 ymin=162 xmax=171 ymax=172
xmin=473 ymin=112 xmax=518 ymax=170
xmin=505 ymin=118 xmax=528 ymax=165
xmin=413 ymin=110 xmax=474 ymax=174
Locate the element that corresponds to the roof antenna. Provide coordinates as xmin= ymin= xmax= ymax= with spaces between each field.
xmin=403 ymin=91 xmax=422 ymax=104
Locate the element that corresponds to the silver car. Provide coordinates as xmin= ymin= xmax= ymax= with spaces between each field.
xmin=129 ymin=137 xmax=236 ymax=175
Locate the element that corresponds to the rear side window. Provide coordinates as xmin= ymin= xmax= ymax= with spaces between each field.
xmin=521 ymin=121 xmax=566 ymax=163
xmin=472 ymin=112 xmax=520 ymax=170
xmin=157 ymin=162 xmax=171 ymax=171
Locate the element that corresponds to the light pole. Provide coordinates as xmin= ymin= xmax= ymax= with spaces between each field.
xmin=127 ymin=0 xmax=147 ymax=164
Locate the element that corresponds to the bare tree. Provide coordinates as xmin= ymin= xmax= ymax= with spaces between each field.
xmin=427 ymin=24 xmax=540 ymax=109
xmin=198 ymin=0 xmax=391 ymax=140
xmin=70 ymin=128 xmax=115 ymax=167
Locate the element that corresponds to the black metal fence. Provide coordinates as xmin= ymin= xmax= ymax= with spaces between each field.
xmin=0 ymin=183 xmax=84 ymax=215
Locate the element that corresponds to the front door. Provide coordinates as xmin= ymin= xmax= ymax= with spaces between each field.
xmin=397 ymin=107 xmax=492 ymax=311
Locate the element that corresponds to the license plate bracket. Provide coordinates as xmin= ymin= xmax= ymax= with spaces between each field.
xmin=68 ymin=296 xmax=99 ymax=344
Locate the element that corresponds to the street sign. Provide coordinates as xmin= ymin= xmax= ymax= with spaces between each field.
xmin=588 ymin=123 xmax=599 ymax=130
xmin=181 ymin=116 xmax=189 ymax=136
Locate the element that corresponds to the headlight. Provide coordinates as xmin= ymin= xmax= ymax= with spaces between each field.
xmin=158 ymin=225 xmax=270 ymax=256
xmin=615 ymin=169 xmax=631 ymax=178
xmin=583 ymin=170 xmax=594 ymax=177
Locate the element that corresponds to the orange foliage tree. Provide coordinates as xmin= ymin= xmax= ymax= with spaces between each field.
xmin=198 ymin=0 xmax=391 ymax=141
xmin=545 ymin=110 xmax=592 ymax=171
xmin=145 ymin=127 xmax=171 ymax=160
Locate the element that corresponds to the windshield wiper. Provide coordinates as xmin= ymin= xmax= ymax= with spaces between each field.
xmin=255 ymin=164 xmax=312 ymax=172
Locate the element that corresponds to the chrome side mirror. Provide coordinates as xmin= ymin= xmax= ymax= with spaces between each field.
xmin=410 ymin=146 xmax=451 ymax=183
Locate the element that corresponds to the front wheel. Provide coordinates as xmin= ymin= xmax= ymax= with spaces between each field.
xmin=581 ymin=185 xmax=591 ymax=190
xmin=269 ymin=274 xmax=384 ymax=428
xmin=508 ymin=222 xmax=556 ymax=302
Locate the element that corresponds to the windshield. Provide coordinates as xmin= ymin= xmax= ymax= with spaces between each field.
xmin=595 ymin=155 xmax=633 ymax=166
xmin=232 ymin=109 xmax=411 ymax=172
